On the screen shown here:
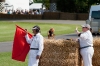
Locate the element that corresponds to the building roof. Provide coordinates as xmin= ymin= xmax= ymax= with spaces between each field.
xmin=29 ymin=3 xmax=45 ymax=9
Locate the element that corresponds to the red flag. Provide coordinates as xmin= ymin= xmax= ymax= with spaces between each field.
xmin=12 ymin=25 xmax=32 ymax=62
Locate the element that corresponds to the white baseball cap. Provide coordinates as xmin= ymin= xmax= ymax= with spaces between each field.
xmin=81 ymin=24 xmax=91 ymax=29
xmin=32 ymin=27 xmax=38 ymax=30
xmin=32 ymin=25 xmax=40 ymax=30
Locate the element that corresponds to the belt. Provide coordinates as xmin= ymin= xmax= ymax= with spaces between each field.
xmin=30 ymin=48 xmax=39 ymax=50
xmin=80 ymin=45 xmax=93 ymax=49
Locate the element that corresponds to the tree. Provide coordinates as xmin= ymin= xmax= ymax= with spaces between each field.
xmin=42 ymin=0 xmax=50 ymax=9
xmin=75 ymin=0 xmax=89 ymax=13
xmin=56 ymin=0 xmax=100 ymax=13
xmin=56 ymin=0 xmax=76 ymax=12
xmin=33 ymin=0 xmax=43 ymax=3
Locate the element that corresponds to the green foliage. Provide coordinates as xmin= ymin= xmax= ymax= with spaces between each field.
xmin=33 ymin=0 xmax=100 ymax=12
xmin=56 ymin=0 xmax=100 ymax=13
xmin=57 ymin=0 xmax=76 ymax=12
xmin=33 ymin=0 xmax=43 ymax=3
xmin=42 ymin=0 xmax=50 ymax=9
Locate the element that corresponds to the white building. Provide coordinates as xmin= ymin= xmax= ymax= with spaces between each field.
xmin=0 ymin=0 xmax=46 ymax=13
xmin=29 ymin=3 xmax=45 ymax=10
xmin=3 ymin=0 xmax=29 ymax=11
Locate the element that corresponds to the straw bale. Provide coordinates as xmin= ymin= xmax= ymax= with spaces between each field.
xmin=92 ymin=46 xmax=100 ymax=66
xmin=39 ymin=39 xmax=80 ymax=66
xmin=39 ymin=38 xmax=100 ymax=66
xmin=93 ymin=37 xmax=100 ymax=46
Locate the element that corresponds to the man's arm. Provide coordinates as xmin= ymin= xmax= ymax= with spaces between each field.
xmin=37 ymin=36 xmax=44 ymax=59
xmin=25 ymin=34 xmax=33 ymax=44
xmin=25 ymin=29 xmax=32 ymax=44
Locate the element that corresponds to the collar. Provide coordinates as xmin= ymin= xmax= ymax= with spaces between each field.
xmin=34 ymin=33 xmax=40 ymax=36
xmin=86 ymin=30 xmax=90 ymax=33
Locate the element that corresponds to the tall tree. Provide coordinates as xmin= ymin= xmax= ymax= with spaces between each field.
xmin=56 ymin=0 xmax=100 ymax=13
xmin=33 ymin=0 xmax=43 ymax=3
xmin=56 ymin=0 xmax=76 ymax=12
xmin=42 ymin=0 xmax=50 ymax=9
xmin=75 ymin=0 xmax=88 ymax=13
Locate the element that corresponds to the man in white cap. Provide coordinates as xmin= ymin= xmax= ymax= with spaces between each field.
xmin=75 ymin=24 xmax=94 ymax=66
xmin=25 ymin=25 xmax=44 ymax=66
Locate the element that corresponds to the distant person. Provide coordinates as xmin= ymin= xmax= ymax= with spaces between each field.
xmin=39 ymin=8 xmax=44 ymax=14
xmin=48 ymin=28 xmax=55 ymax=39
xmin=9 ymin=9 xmax=13 ymax=14
xmin=7 ymin=10 xmax=10 ymax=14
xmin=34 ymin=10 xmax=39 ymax=15
xmin=12 ymin=10 xmax=16 ymax=14
xmin=4 ymin=10 xmax=7 ymax=14
xmin=18 ymin=10 xmax=21 ymax=14
xmin=16 ymin=10 xmax=19 ymax=14
xmin=29 ymin=10 xmax=32 ymax=14
xmin=24 ymin=9 xmax=29 ymax=14
xmin=20 ymin=10 xmax=24 ymax=14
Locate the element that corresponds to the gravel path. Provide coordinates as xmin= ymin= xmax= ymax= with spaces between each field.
xmin=1 ymin=20 xmax=85 ymax=25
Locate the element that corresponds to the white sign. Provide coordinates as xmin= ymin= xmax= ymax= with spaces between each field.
xmin=5 ymin=0 xmax=29 ymax=11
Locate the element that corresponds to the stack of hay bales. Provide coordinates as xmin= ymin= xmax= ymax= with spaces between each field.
xmin=93 ymin=37 xmax=100 ymax=66
xmin=39 ymin=39 xmax=81 ymax=66
xmin=39 ymin=37 xmax=100 ymax=66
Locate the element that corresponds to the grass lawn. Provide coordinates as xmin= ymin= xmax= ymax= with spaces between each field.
xmin=0 ymin=52 xmax=28 ymax=66
xmin=0 ymin=21 xmax=82 ymax=66
xmin=0 ymin=21 xmax=81 ymax=42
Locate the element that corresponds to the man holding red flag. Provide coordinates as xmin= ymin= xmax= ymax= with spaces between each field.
xmin=25 ymin=25 xmax=44 ymax=66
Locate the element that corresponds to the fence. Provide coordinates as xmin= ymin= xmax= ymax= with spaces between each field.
xmin=0 ymin=12 xmax=88 ymax=20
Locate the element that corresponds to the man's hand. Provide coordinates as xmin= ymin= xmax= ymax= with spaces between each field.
xmin=75 ymin=27 xmax=78 ymax=33
xmin=75 ymin=27 xmax=80 ymax=34
xmin=36 ymin=55 xmax=40 ymax=59
xmin=76 ymin=27 xmax=78 ymax=31
xmin=25 ymin=29 xmax=28 ymax=34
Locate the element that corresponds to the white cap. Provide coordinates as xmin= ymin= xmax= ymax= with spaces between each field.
xmin=32 ymin=27 xmax=38 ymax=30
xmin=32 ymin=25 xmax=40 ymax=30
xmin=81 ymin=24 xmax=91 ymax=29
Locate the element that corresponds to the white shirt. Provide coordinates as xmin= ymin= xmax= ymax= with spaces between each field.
xmin=79 ymin=30 xmax=93 ymax=48
xmin=25 ymin=33 xmax=44 ymax=55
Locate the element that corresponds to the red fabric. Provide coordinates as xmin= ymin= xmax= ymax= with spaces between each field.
xmin=12 ymin=25 xmax=32 ymax=62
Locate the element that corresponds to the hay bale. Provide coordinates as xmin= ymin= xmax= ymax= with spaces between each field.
xmin=39 ymin=39 xmax=80 ymax=66
xmin=39 ymin=38 xmax=100 ymax=66
xmin=93 ymin=37 xmax=100 ymax=46
xmin=92 ymin=37 xmax=100 ymax=66
xmin=93 ymin=47 xmax=100 ymax=66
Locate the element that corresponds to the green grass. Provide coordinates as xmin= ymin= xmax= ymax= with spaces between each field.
xmin=0 ymin=52 xmax=28 ymax=66
xmin=0 ymin=21 xmax=81 ymax=42
xmin=0 ymin=21 xmax=82 ymax=66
